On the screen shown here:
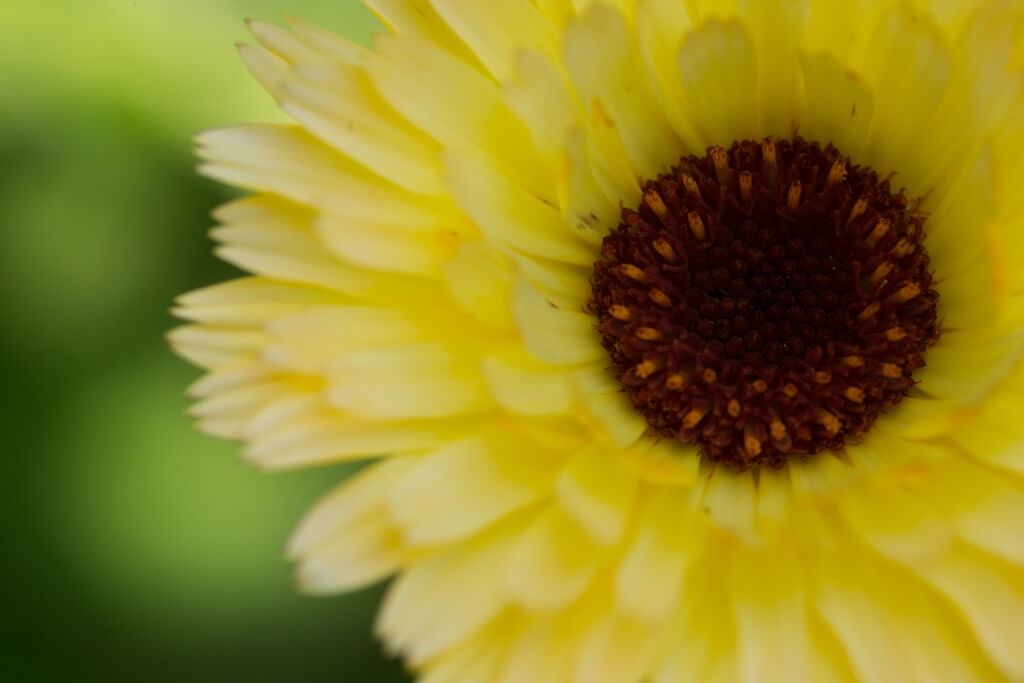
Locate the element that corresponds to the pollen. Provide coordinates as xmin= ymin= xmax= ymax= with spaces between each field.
xmin=589 ymin=138 xmax=940 ymax=470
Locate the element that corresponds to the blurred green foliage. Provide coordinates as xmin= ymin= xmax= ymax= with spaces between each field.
xmin=1 ymin=1 xmax=409 ymax=680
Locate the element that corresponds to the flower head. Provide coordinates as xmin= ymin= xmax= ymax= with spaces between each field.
xmin=172 ymin=2 xmax=1024 ymax=681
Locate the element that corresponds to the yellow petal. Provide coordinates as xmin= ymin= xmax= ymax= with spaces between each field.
xmin=246 ymin=18 xmax=318 ymax=64
xmin=560 ymin=128 xmax=624 ymax=247
xmin=574 ymin=616 xmax=654 ymax=683
xmin=616 ymin=489 xmax=699 ymax=622
xmin=701 ymin=467 xmax=758 ymax=543
xmin=482 ymin=347 xmax=576 ymax=415
xmin=578 ymin=387 xmax=648 ymax=447
xmin=788 ymin=451 xmax=857 ymax=497
xmin=504 ymin=50 xmax=579 ymax=162
xmin=280 ymin=62 xmax=447 ymax=195
xmin=563 ymin=3 xmax=679 ymax=177
xmin=429 ymin=0 xmax=558 ymax=82
xmin=325 ymin=341 xmax=492 ymax=420
xmin=676 ymin=19 xmax=759 ymax=146
xmin=388 ymin=437 xmax=555 ymax=546
xmin=173 ymin=277 xmax=342 ymax=326
xmin=926 ymin=150 xmax=1003 ymax=330
xmin=730 ymin=547 xmax=813 ymax=683
xmin=635 ymin=0 xmax=703 ymax=150
xmin=368 ymin=31 xmax=555 ymax=200
xmin=314 ymin=215 xmax=450 ymax=276
xmin=243 ymin=413 xmax=467 ymax=470
xmin=738 ymin=0 xmax=807 ymax=137
xmin=444 ymin=147 xmax=596 ymax=266
xmin=555 ymin=444 xmax=638 ymax=545
xmin=948 ymin=363 xmax=1024 ymax=475
xmin=377 ymin=528 xmax=520 ymax=663
xmin=914 ymin=326 xmax=1024 ymax=403
xmin=286 ymin=16 xmax=369 ymax=65
xmin=264 ymin=306 xmax=439 ymax=374
xmin=813 ymin=550 xmax=996 ymax=682
xmin=210 ymin=196 xmax=446 ymax=303
xmin=502 ymin=618 xmax=574 ymax=683
xmin=512 ymin=277 xmax=603 ymax=365
xmin=288 ymin=457 xmax=415 ymax=592
xmin=443 ymin=241 xmax=516 ymax=329
xmin=365 ymin=0 xmax=486 ymax=69
xmin=798 ymin=51 xmax=874 ymax=159
xmin=837 ymin=475 xmax=951 ymax=566
xmin=506 ymin=505 xmax=601 ymax=611
xmin=237 ymin=43 xmax=289 ymax=102
xmin=652 ymin=554 xmax=739 ymax=683
xmin=861 ymin=6 xmax=952 ymax=185
xmin=167 ymin=325 xmax=268 ymax=369
xmin=921 ymin=545 xmax=1024 ymax=680
xmin=197 ymin=124 xmax=357 ymax=203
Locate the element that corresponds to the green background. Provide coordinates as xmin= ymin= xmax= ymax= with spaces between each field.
xmin=1 ymin=1 xmax=409 ymax=680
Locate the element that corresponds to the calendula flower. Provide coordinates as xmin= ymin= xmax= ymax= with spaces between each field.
xmin=170 ymin=1 xmax=1024 ymax=681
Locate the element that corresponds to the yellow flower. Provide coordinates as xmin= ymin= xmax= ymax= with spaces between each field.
xmin=171 ymin=2 xmax=1024 ymax=681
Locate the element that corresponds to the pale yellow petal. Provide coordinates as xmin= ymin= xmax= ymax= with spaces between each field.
xmin=388 ymin=437 xmax=555 ymax=546
xmin=836 ymin=476 xmax=951 ymax=566
xmin=368 ymin=31 xmax=555 ymax=199
xmin=676 ymin=19 xmax=759 ymax=145
xmin=246 ymin=18 xmax=319 ymax=64
xmin=237 ymin=43 xmax=289 ymax=102
xmin=428 ymin=0 xmax=558 ymax=82
xmin=652 ymin=555 xmax=738 ymax=683
xmin=560 ymin=128 xmax=621 ymax=248
xmin=512 ymin=277 xmax=603 ymax=366
xmin=925 ymin=149 xmax=1004 ymax=330
xmin=555 ymin=445 xmax=637 ymax=545
xmin=288 ymin=457 xmax=415 ymax=592
xmin=444 ymin=147 xmax=596 ymax=266
xmin=377 ymin=528 xmax=519 ymax=663
xmin=948 ymin=362 xmax=1024 ymax=475
xmin=504 ymin=50 xmax=579 ymax=162
xmin=921 ymin=545 xmax=1024 ymax=680
xmin=173 ymin=277 xmax=342 ymax=326
xmin=325 ymin=341 xmax=491 ymax=420
xmin=263 ymin=306 xmax=439 ymax=374
xmin=314 ymin=215 xmax=451 ymax=277
xmin=701 ymin=467 xmax=758 ymax=543
xmin=574 ymin=616 xmax=654 ymax=683
xmin=443 ymin=241 xmax=516 ymax=329
xmin=563 ymin=3 xmax=679 ymax=177
xmin=914 ymin=326 xmax=1024 ymax=403
xmin=243 ymin=413 xmax=468 ymax=470
xmin=482 ymin=347 xmax=576 ymax=416
xmin=861 ymin=6 xmax=952 ymax=186
xmin=279 ymin=62 xmax=448 ymax=195
xmin=577 ymin=387 xmax=648 ymax=448
xmin=812 ymin=551 xmax=997 ymax=682
xmin=506 ymin=505 xmax=601 ymax=612
xmin=618 ymin=437 xmax=702 ymax=487
xmin=738 ymin=0 xmax=807 ymax=138
xmin=787 ymin=451 xmax=857 ymax=497
xmin=210 ymin=196 xmax=446 ymax=303
xmin=507 ymin=251 xmax=592 ymax=302
xmin=635 ymin=0 xmax=703 ymax=150
xmin=798 ymin=51 xmax=874 ymax=159
xmin=197 ymin=124 xmax=359 ymax=203
xmin=502 ymin=618 xmax=574 ymax=683
xmin=616 ymin=489 xmax=700 ymax=622
xmin=365 ymin=0 xmax=486 ymax=69
xmin=730 ymin=547 xmax=813 ymax=683
xmin=167 ymin=325 xmax=268 ymax=369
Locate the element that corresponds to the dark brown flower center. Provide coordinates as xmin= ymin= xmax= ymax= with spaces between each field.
xmin=589 ymin=138 xmax=940 ymax=470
